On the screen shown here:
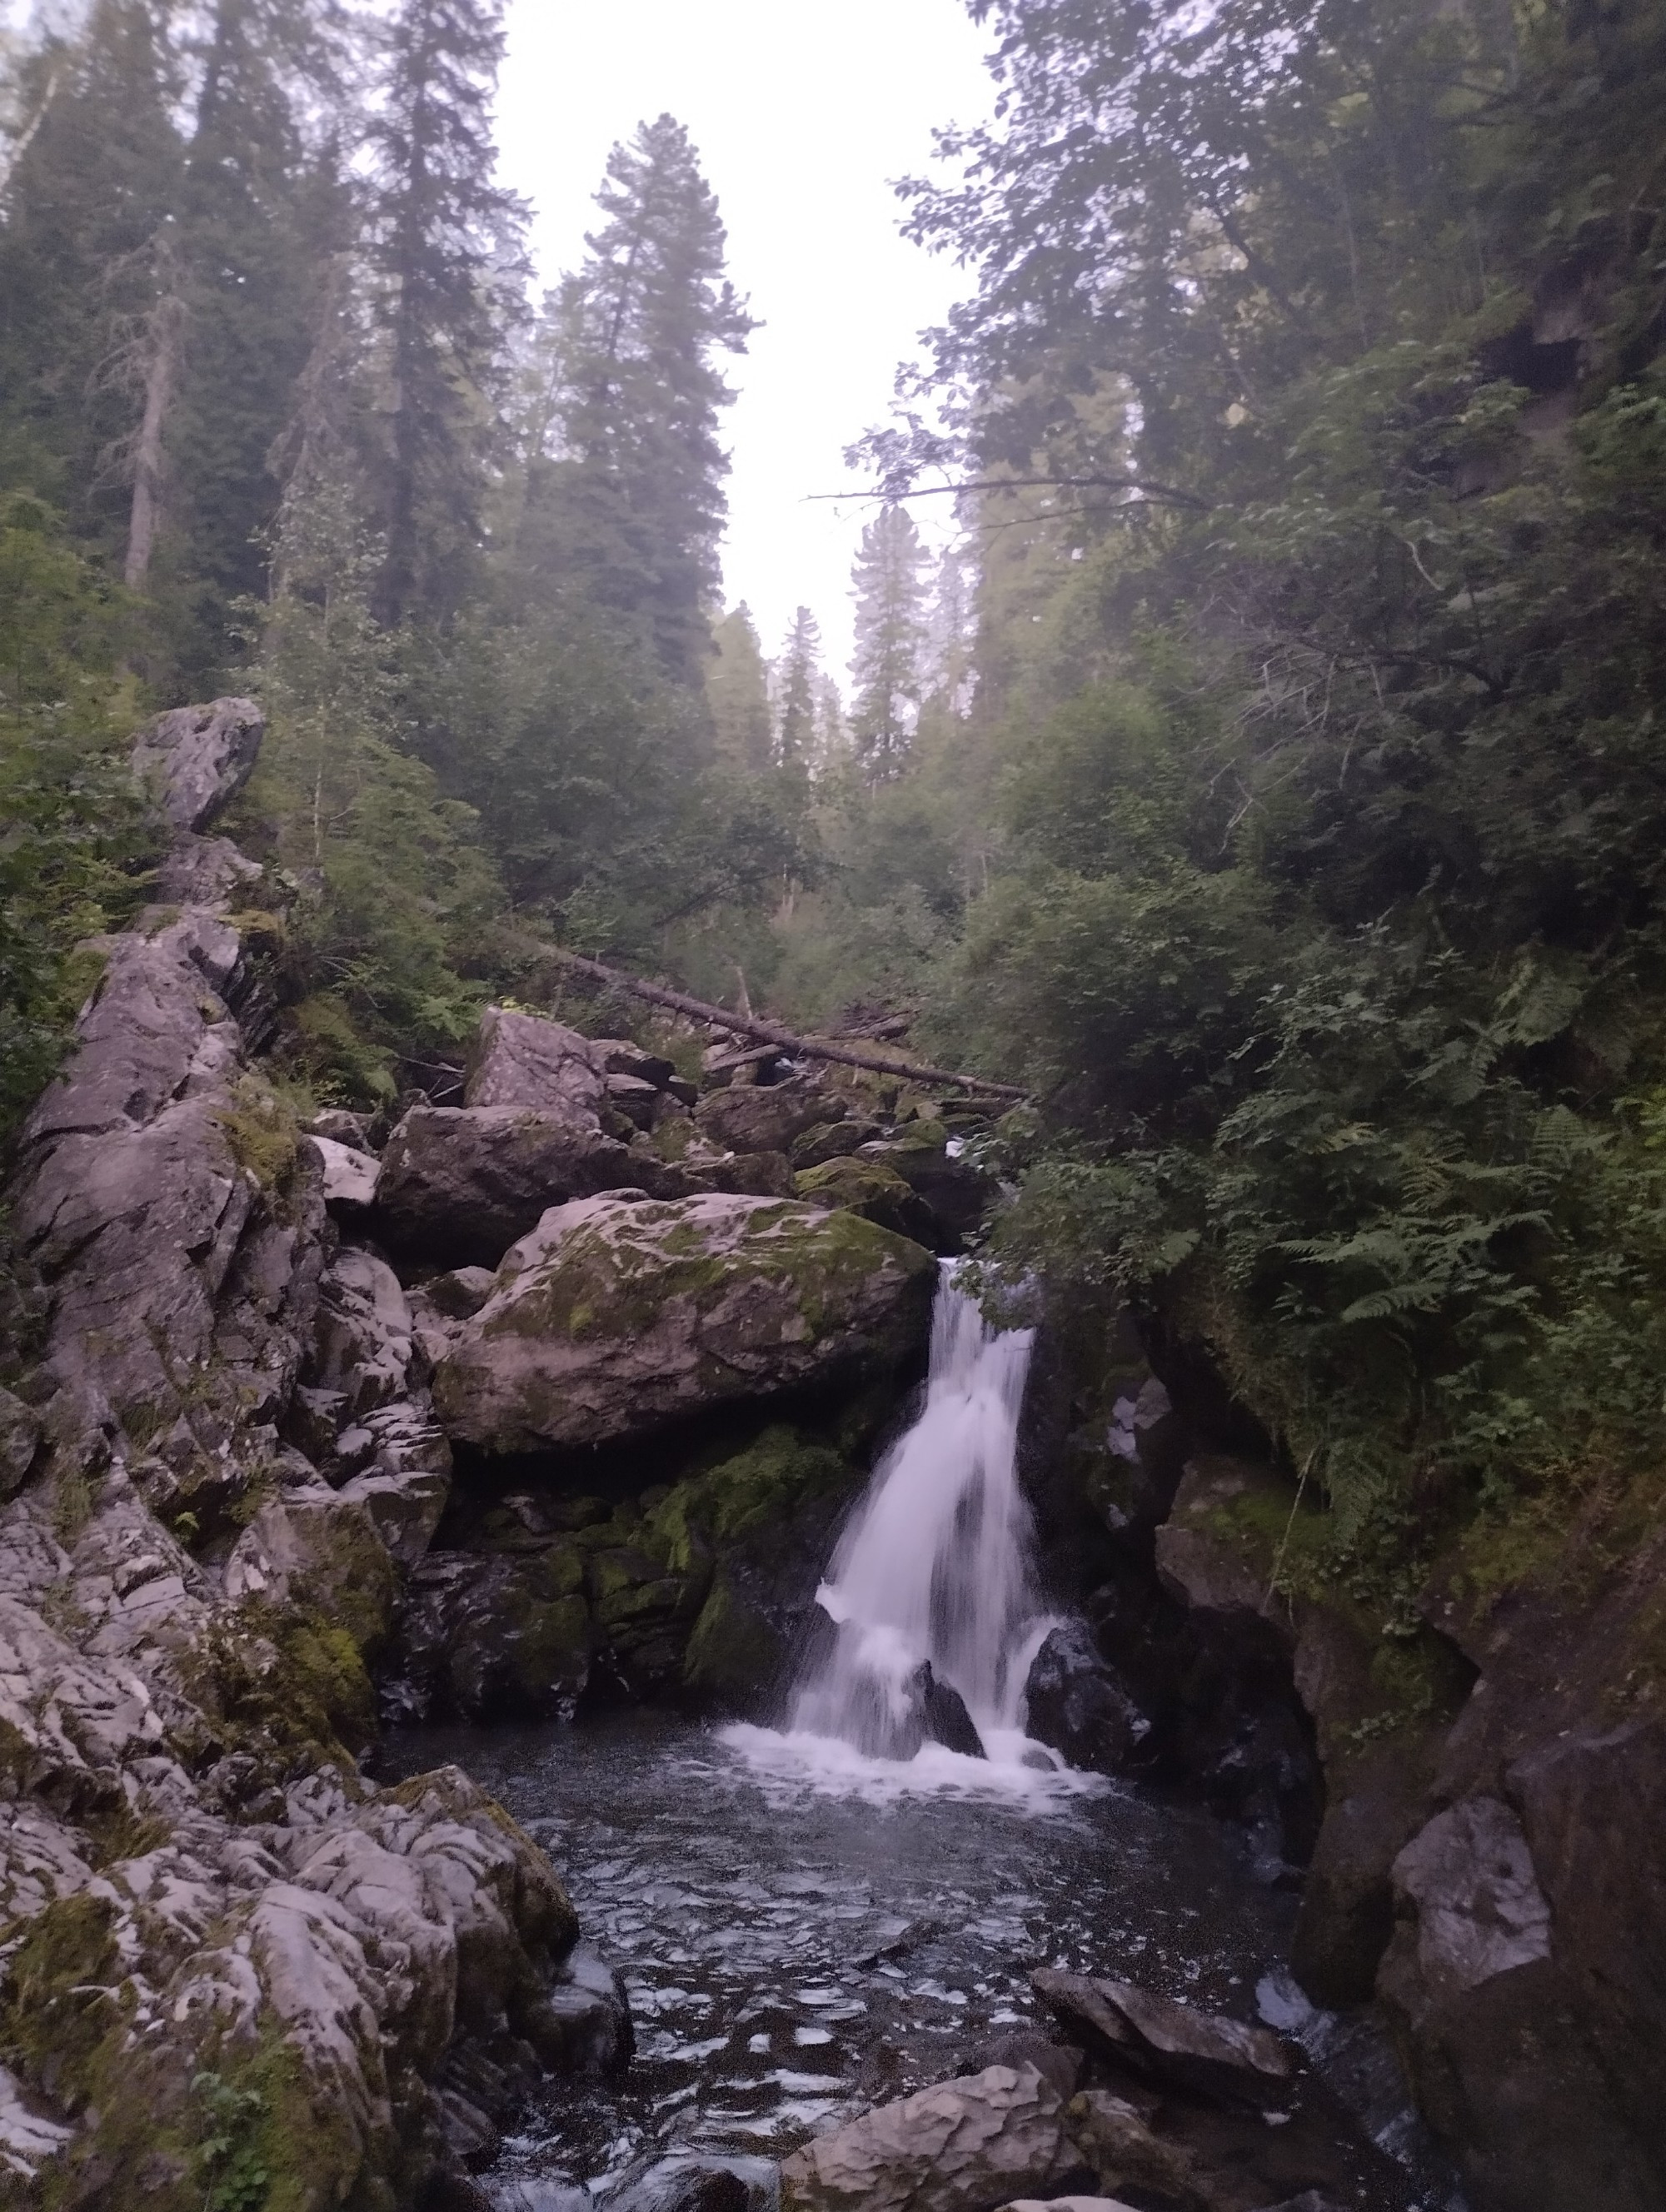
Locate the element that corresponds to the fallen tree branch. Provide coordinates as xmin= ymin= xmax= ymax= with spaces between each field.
xmin=551 ymin=949 xmax=1030 ymax=1103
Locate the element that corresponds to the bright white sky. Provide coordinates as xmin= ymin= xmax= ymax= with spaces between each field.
xmin=496 ymin=0 xmax=995 ymax=680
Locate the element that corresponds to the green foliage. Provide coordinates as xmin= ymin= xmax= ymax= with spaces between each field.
xmin=192 ymin=2070 xmax=270 ymax=2212
xmin=0 ymin=495 xmax=150 ymax=1143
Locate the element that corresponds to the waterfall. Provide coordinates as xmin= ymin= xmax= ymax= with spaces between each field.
xmin=786 ymin=1266 xmax=1058 ymax=1765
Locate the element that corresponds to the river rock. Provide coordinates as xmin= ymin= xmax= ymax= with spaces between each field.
xmin=920 ymin=1662 xmax=987 ymax=1756
xmin=375 ymin=1102 xmax=694 ymax=1267
xmin=780 ymin=2062 xmax=1088 ymax=2212
xmin=697 ymin=1073 xmax=845 ymax=1156
xmin=433 ymin=1192 xmax=937 ymax=1454
xmin=1023 ymin=1621 xmax=1152 ymax=1775
xmin=466 ymin=1005 xmax=609 ymax=1116
xmin=1065 ymin=2085 xmax=1369 ymax=2212
xmin=796 ymin=1154 xmax=942 ymax=1245
xmin=131 ymin=695 xmax=264 ymax=830
xmin=1032 ymin=1971 xmax=1298 ymax=2108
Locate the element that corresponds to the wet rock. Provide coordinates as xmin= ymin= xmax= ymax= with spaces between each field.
xmin=796 ymin=1154 xmax=942 ymax=1246
xmin=1388 ymin=1797 xmax=1552 ymax=2003
xmin=1022 ymin=1621 xmax=1151 ymax=1776
xmin=1065 ymin=2085 xmax=1372 ymax=2212
xmin=1000 ymin=2199 xmax=1143 ymax=2212
xmin=526 ymin=1940 xmax=632 ymax=2075
xmin=920 ymin=1663 xmax=986 ymax=1757
xmin=780 ymin=2061 xmax=1089 ymax=2212
xmin=1032 ymin=1971 xmax=1298 ymax=2109
xmin=375 ymin=1103 xmax=692 ymax=1268
xmin=393 ymin=1549 xmax=592 ymax=1721
xmin=608 ymin=2150 xmax=776 ymax=2212
xmin=464 ymin=1005 xmax=606 ymax=1116
xmin=131 ymin=695 xmax=263 ymax=830
xmin=433 ymin=1192 xmax=936 ymax=1455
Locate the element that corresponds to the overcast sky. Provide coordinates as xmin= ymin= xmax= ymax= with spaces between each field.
xmin=496 ymin=0 xmax=995 ymax=679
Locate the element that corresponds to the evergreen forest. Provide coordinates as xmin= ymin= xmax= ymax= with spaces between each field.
xmin=4 ymin=0 xmax=1666 ymax=1665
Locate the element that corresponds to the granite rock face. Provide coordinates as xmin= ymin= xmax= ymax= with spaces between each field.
xmin=0 ymin=708 xmax=622 ymax=2210
xmin=432 ymin=1190 xmax=938 ymax=1454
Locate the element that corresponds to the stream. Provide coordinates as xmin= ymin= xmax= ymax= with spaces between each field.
xmin=387 ymin=1271 xmax=1455 ymax=2211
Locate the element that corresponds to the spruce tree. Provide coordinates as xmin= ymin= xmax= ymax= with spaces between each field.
xmin=708 ymin=602 xmax=771 ymax=775
xmin=371 ymin=0 xmax=526 ymax=627
xmin=849 ymin=506 xmax=926 ymax=783
xmin=542 ymin=114 xmax=755 ymax=687
xmin=775 ymin=605 xmax=820 ymax=777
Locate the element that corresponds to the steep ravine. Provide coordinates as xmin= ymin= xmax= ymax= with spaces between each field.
xmin=2 ymin=700 xmax=1662 ymax=2212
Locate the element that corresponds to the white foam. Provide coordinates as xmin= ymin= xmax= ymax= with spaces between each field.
xmin=720 ymin=1722 xmax=1108 ymax=1812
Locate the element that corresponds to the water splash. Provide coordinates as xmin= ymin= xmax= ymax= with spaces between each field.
xmin=731 ymin=1267 xmax=1081 ymax=1801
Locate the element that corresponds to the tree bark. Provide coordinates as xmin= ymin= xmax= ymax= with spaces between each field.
xmin=123 ymin=241 xmax=186 ymax=590
xmin=551 ymin=948 xmax=1029 ymax=1101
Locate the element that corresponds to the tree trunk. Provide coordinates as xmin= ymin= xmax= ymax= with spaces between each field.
xmin=551 ymin=948 xmax=1029 ymax=1100
xmin=124 ymin=246 xmax=186 ymax=590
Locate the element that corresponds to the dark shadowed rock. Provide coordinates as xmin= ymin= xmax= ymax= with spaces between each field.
xmin=920 ymin=1664 xmax=987 ymax=1757
xmin=1032 ymin=1970 xmax=1298 ymax=2108
xmin=375 ymin=1104 xmax=694 ymax=1267
xmin=392 ymin=1548 xmax=592 ymax=1721
xmin=131 ymin=695 xmax=264 ymax=830
xmin=1023 ymin=1621 xmax=1152 ymax=1776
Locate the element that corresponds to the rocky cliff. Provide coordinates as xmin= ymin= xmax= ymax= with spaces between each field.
xmin=0 ymin=702 xmax=954 ymax=2209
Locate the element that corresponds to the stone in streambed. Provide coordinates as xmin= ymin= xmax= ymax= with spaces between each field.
xmin=780 ymin=2062 xmax=1088 ymax=2212
xmin=1023 ymin=1620 xmax=1151 ymax=1776
xmin=1031 ymin=1970 xmax=1298 ymax=2108
xmin=920 ymin=1663 xmax=986 ymax=1757
xmin=433 ymin=1191 xmax=936 ymax=1454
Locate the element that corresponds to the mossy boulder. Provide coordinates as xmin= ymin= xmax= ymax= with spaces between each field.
xmin=432 ymin=1191 xmax=936 ymax=1453
xmin=795 ymin=1155 xmax=941 ymax=1246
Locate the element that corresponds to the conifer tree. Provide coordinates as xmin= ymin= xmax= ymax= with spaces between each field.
xmin=849 ymin=505 xmax=926 ymax=783
xmin=775 ymin=605 xmax=820 ymax=777
xmin=542 ymin=114 xmax=754 ymax=687
xmin=707 ymin=602 xmax=771 ymax=775
xmin=372 ymin=0 xmax=526 ymax=627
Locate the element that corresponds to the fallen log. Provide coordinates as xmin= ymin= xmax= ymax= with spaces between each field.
xmin=551 ymin=948 xmax=1030 ymax=1102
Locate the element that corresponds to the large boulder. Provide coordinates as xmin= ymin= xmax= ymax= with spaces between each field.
xmin=131 ymin=695 xmax=264 ymax=831
xmin=1031 ymin=1970 xmax=1298 ymax=2109
xmin=780 ymin=2063 xmax=1088 ymax=2212
xmin=796 ymin=1154 xmax=942 ymax=1247
xmin=696 ymin=1074 xmax=844 ymax=1157
xmin=432 ymin=1192 xmax=937 ymax=1454
xmin=465 ymin=1006 xmax=609 ymax=1118
xmin=374 ymin=1103 xmax=693 ymax=1268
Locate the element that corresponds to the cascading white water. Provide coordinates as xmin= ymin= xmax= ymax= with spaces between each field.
xmin=786 ymin=1265 xmax=1060 ymax=1766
